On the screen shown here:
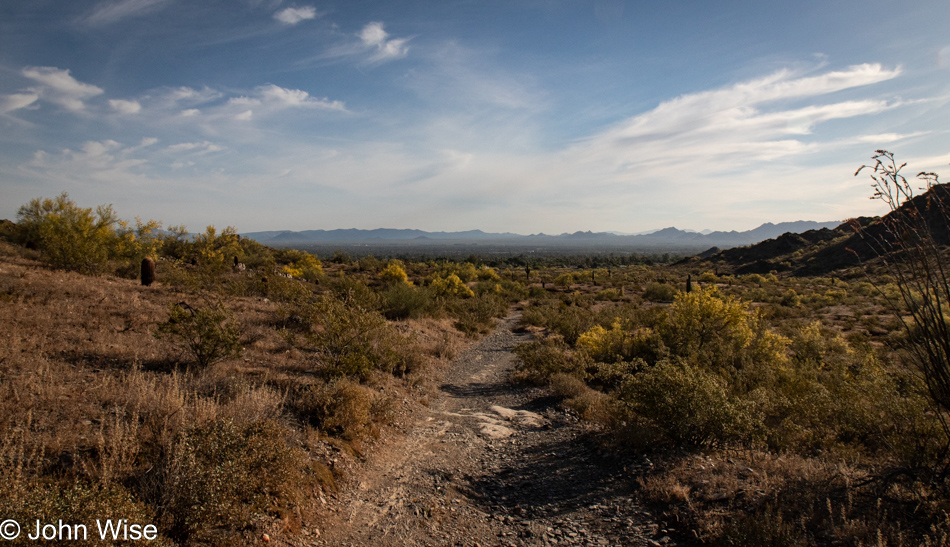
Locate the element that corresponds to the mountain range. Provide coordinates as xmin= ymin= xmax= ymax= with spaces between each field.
xmin=241 ymin=221 xmax=841 ymax=250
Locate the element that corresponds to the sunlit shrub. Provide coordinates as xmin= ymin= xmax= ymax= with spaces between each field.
xmin=16 ymin=192 xmax=121 ymax=273
xmin=659 ymin=287 xmax=788 ymax=376
xmin=553 ymin=273 xmax=574 ymax=287
xmin=429 ymin=274 xmax=474 ymax=298
xmin=577 ymin=320 xmax=628 ymax=363
xmin=380 ymin=261 xmax=410 ymax=285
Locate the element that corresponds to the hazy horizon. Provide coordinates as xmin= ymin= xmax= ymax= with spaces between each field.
xmin=2 ymin=1 xmax=949 ymax=234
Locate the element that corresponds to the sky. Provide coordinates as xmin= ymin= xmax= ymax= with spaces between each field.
xmin=2 ymin=0 xmax=950 ymax=234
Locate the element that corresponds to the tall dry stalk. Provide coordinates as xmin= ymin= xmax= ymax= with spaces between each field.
xmin=854 ymin=150 xmax=950 ymax=467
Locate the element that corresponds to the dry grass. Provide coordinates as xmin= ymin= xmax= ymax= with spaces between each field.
xmin=639 ymin=450 xmax=950 ymax=545
xmin=0 ymin=245 xmax=466 ymax=545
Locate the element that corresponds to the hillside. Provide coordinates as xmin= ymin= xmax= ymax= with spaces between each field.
xmin=685 ymin=182 xmax=950 ymax=276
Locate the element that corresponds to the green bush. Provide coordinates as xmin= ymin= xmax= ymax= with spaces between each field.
xmin=157 ymin=302 xmax=243 ymax=369
xmin=299 ymin=296 xmax=415 ymax=378
xmin=618 ymin=360 xmax=760 ymax=449
xmin=380 ymin=282 xmax=435 ymax=320
xmin=643 ymin=282 xmax=677 ymax=302
xmin=658 ymin=287 xmax=789 ymax=377
xmin=16 ymin=192 xmax=121 ymax=273
xmin=449 ymin=292 xmax=507 ymax=335
xmin=514 ymin=338 xmax=591 ymax=381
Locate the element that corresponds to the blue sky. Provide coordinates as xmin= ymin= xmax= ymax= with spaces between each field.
xmin=2 ymin=0 xmax=949 ymax=234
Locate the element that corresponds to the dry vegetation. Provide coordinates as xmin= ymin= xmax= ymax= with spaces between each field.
xmin=508 ymin=160 xmax=950 ymax=547
xmin=5 ymin=162 xmax=950 ymax=546
xmin=0 ymin=197 xmax=522 ymax=546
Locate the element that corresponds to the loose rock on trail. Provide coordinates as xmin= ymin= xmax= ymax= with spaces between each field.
xmin=310 ymin=314 xmax=676 ymax=547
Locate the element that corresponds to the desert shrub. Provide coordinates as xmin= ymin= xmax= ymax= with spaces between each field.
xmin=643 ymin=282 xmax=677 ymax=302
xmin=16 ymin=192 xmax=122 ymax=273
xmin=379 ymin=261 xmax=410 ymax=285
xmin=429 ymin=273 xmax=474 ymax=298
xmin=577 ymin=320 xmax=629 ymax=363
xmin=477 ymin=267 xmax=501 ymax=282
xmin=548 ymin=372 xmax=614 ymax=421
xmin=617 ymin=360 xmax=760 ymax=449
xmin=110 ymin=217 xmax=164 ymax=278
xmin=514 ymin=338 xmax=591 ymax=381
xmin=698 ymin=271 xmax=718 ymax=283
xmin=190 ymin=226 xmax=243 ymax=275
xmin=298 ymin=296 xmax=415 ymax=378
xmin=157 ymin=302 xmax=243 ymax=369
xmin=449 ymin=292 xmax=507 ymax=334
xmin=295 ymin=379 xmax=379 ymax=440
xmin=553 ymin=272 xmax=574 ymax=287
xmin=594 ymin=288 xmax=624 ymax=301
xmin=0 ymin=478 xmax=165 ymax=546
xmin=742 ymin=273 xmax=767 ymax=285
xmin=278 ymin=250 xmax=323 ymax=282
xmin=380 ymin=282 xmax=435 ymax=320
xmin=780 ymin=288 xmax=801 ymax=307
xmin=527 ymin=285 xmax=548 ymax=298
xmin=658 ymin=287 xmax=789 ymax=377
xmin=162 ymin=419 xmax=307 ymax=544
xmin=265 ymin=274 xmax=314 ymax=304
xmin=455 ymin=262 xmax=479 ymax=282
xmin=358 ymin=255 xmax=381 ymax=272
xmin=327 ymin=273 xmax=380 ymax=309
xmin=496 ymin=279 xmax=528 ymax=301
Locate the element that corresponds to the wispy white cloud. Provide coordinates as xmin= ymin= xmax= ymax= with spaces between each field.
xmin=21 ymin=66 xmax=104 ymax=111
xmin=166 ymin=141 xmax=223 ymax=154
xmin=219 ymin=84 xmax=346 ymax=120
xmin=358 ymin=22 xmax=410 ymax=62
xmin=570 ymin=63 xmax=903 ymax=172
xmin=274 ymin=6 xmax=316 ymax=25
xmin=109 ymin=99 xmax=142 ymax=114
xmin=80 ymin=0 xmax=173 ymax=27
xmin=0 ymin=93 xmax=39 ymax=114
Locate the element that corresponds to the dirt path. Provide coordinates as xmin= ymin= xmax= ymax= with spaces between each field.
xmin=310 ymin=314 xmax=676 ymax=547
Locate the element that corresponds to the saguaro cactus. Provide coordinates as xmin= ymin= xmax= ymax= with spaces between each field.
xmin=141 ymin=257 xmax=156 ymax=286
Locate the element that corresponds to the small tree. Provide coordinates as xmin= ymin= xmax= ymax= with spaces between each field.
xmin=854 ymin=150 xmax=950 ymax=461
xmin=157 ymin=302 xmax=242 ymax=369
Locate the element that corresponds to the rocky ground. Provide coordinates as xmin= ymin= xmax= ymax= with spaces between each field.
xmin=304 ymin=314 xmax=679 ymax=547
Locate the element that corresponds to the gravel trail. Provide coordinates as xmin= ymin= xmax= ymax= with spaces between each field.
xmin=309 ymin=313 xmax=677 ymax=547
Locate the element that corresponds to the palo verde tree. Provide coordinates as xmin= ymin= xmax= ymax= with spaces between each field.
xmin=16 ymin=192 xmax=121 ymax=273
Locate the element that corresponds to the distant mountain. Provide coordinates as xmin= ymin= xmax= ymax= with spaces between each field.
xmin=241 ymin=220 xmax=841 ymax=250
xmin=688 ymin=183 xmax=950 ymax=275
